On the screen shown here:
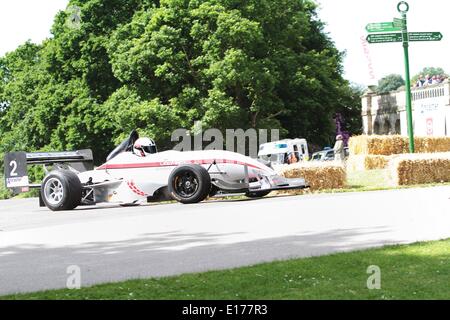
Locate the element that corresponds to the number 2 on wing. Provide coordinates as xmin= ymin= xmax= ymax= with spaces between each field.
xmin=10 ymin=160 xmax=18 ymax=177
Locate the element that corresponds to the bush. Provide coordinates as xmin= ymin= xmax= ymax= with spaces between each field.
xmin=0 ymin=173 xmax=13 ymax=200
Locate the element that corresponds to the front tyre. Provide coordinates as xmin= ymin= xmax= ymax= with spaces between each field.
xmin=41 ymin=170 xmax=82 ymax=211
xmin=168 ymin=165 xmax=211 ymax=204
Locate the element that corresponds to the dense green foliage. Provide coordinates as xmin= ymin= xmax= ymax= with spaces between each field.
xmin=0 ymin=0 xmax=360 ymax=164
xmin=0 ymin=173 xmax=12 ymax=199
xmin=377 ymin=74 xmax=405 ymax=93
xmin=336 ymin=83 xmax=364 ymax=137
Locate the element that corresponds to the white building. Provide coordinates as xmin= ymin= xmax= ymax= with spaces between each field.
xmin=361 ymin=80 xmax=450 ymax=136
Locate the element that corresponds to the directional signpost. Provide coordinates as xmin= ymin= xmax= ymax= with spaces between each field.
xmin=366 ymin=33 xmax=402 ymax=43
xmin=366 ymin=22 xmax=401 ymax=33
xmin=393 ymin=18 xmax=404 ymax=28
xmin=408 ymin=32 xmax=443 ymax=42
xmin=365 ymin=1 xmax=443 ymax=153
xmin=366 ymin=32 xmax=443 ymax=44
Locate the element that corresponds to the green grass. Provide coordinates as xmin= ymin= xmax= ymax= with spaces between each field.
xmin=3 ymin=239 xmax=450 ymax=300
xmin=347 ymin=169 xmax=390 ymax=190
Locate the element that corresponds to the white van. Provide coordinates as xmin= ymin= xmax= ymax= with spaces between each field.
xmin=258 ymin=139 xmax=309 ymax=167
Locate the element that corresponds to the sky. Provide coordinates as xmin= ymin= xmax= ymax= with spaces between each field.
xmin=0 ymin=0 xmax=449 ymax=87
xmin=0 ymin=0 xmax=68 ymax=56
xmin=316 ymin=0 xmax=450 ymax=86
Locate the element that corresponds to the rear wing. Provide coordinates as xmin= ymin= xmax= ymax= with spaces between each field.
xmin=4 ymin=149 xmax=93 ymax=194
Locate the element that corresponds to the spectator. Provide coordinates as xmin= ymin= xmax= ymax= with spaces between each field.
xmin=286 ymin=152 xmax=298 ymax=165
xmin=286 ymin=146 xmax=300 ymax=165
xmin=416 ymin=75 xmax=425 ymax=87
xmin=432 ymin=75 xmax=439 ymax=85
xmin=423 ymin=74 xmax=431 ymax=86
xmin=333 ymin=135 xmax=345 ymax=162
xmin=436 ymin=75 xmax=444 ymax=84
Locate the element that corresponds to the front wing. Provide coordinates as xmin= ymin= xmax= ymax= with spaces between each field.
xmin=248 ymin=175 xmax=309 ymax=193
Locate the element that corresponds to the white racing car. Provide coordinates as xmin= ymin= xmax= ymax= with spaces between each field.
xmin=4 ymin=130 xmax=308 ymax=211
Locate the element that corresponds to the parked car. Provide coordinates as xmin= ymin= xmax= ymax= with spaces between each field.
xmin=311 ymin=147 xmax=349 ymax=161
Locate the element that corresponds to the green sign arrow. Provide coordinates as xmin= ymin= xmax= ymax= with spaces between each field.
xmin=366 ymin=22 xmax=402 ymax=33
xmin=393 ymin=18 xmax=405 ymax=28
xmin=366 ymin=33 xmax=403 ymax=43
xmin=366 ymin=32 xmax=443 ymax=43
xmin=408 ymin=32 xmax=443 ymax=41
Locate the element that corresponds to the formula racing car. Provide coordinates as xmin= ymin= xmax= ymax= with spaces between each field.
xmin=4 ymin=130 xmax=308 ymax=211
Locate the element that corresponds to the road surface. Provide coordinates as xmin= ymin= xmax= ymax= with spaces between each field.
xmin=1 ymin=186 xmax=449 ymax=295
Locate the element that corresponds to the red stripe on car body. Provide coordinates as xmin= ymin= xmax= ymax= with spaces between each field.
xmin=96 ymin=159 xmax=265 ymax=171
xmin=127 ymin=180 xmax=147 ymax=197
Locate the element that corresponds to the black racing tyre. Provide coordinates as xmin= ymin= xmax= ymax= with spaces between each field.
xmin=245 ymin=190 xmax=271 ymax=198
xmin=168 ymin=165 xmax=211 ymax=204
xmin=41 ymin=170 xmax=82 ymax=211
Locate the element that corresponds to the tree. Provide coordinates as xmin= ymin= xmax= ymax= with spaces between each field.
xmin=109 ymin=0 xmax=355 ymax=146
xmin=335 ymin=83 xmax=365 ymax=134
xmin=377 ymin=74 xmax=405 ymax=93
xmin=0 ymin=0 xmax=357 ymax=165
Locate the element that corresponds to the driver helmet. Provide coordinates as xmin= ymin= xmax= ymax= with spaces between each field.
xmin=133 ymin=137 xmax=157 ymax=157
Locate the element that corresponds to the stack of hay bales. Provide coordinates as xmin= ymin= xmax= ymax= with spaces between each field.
xmin=347 ymin=135 xmax=450 ymax=171
xmin=275 ymin=162 xmax=347 ymax=195
xmin=390 ymin=152 xmax=450 ymax=186
xmin=349 ymin=135 xmax=450 ymax=155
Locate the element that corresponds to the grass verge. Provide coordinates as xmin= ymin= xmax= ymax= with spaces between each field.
xmin=3 ymin=239 xmax=450 ymax=300
xmin=343 ymin=169 xmax=450 ymax=193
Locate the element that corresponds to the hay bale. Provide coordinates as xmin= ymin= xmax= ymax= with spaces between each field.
xmin=347 ymin=155 xmax=392 ymax=171
xmin=364 ymin=155 xmax=391 ymax=170
xmin=389 ymin=152 xmax=450 ymax=186
xmin=415 ymin=137 xmax=450 ymax=153
xmin=346 ymin=155 xmax=366 ymax=172
xmin=348 ymin=136 xmax=368 ymax=155
xmin=349 ymin=135 xmax=450 ymax=156
xmin=276 ymin=162 xmax=347 ymax=194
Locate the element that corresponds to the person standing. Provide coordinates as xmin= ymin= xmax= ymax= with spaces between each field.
xmin=333 ymin=135 xmax=345 ymax=162
xmin=416 ymin=75 xmax=425 ymax=87
xmin=432 ymin=75 xmax=440 ymax=85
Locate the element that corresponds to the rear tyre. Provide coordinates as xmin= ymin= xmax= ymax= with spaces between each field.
xmin=168 ymin=165 xmax=211 ymax=204
xmin=41 ymin=170 xmax=82 ymax=211
xmin=245 ymin=190 xmax=271 ymax=198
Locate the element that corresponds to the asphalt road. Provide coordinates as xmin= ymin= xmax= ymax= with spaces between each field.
xmin=1 ymin=186 xmax=450 ymax=295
